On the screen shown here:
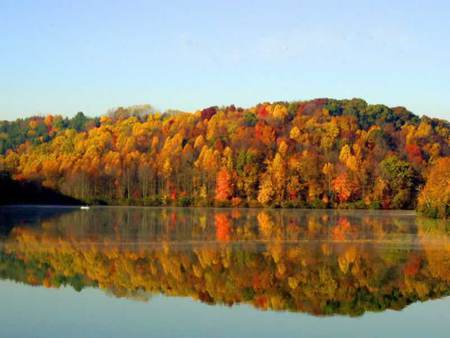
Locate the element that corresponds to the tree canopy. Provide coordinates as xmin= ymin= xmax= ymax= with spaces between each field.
xmin=1 ymin=99 xmax=449 ymax=216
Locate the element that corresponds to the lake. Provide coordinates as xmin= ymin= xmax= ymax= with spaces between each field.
xmin=0 ymin=206 xmax=449 ymax=338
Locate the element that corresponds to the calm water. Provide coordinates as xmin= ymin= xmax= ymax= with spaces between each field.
xmin=0 ymin=206 xmax=449 ymax=338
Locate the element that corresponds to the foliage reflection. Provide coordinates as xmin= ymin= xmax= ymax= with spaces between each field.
xmin=0 ymin=208 xmax=449 ymax=317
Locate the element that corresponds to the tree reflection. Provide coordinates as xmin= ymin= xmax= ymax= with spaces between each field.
xmin=0 ymin=208 xmax=449 ymax=316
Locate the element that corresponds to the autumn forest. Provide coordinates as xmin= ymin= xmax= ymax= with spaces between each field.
xmin=0 ymin=98 xmax=449 ymax=217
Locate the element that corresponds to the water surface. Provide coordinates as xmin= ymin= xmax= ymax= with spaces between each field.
xmin=0 ymin=206 xmax=449 ymax=337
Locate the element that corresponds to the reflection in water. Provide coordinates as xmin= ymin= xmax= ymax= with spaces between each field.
xmin=0 ymin=207 xmax=449 ymax=317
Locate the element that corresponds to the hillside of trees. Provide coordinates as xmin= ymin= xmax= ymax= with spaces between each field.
xmin=0 ymin=112 xmax=99 ymax=155
xmin=0 ymin=99 xmax=449 ymax=216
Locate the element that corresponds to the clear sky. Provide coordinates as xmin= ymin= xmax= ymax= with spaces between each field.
xmin=1 ymin=0 xmax=449 ymax=121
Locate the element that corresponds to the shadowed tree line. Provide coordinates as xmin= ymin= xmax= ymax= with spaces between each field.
xmin=0 ymin=173 xmax=82 ymax=206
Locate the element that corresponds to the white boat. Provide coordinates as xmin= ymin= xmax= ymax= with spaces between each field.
xmin=80 ymin=206 xmax=90 ymax=210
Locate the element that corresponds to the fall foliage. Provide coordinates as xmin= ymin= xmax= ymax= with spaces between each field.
xmin=0 ymin=99 xmax=449 ymax=215
xmin=418 ymin=157 xmax=450 ymax=218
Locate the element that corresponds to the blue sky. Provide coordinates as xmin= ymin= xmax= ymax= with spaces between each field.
xmin=1 ymin=0 xmax=449 ymax=120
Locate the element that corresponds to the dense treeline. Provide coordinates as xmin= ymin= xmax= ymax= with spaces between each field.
xmin=1 ymin=208 xmax=449 ymax=316
xmin=0 ymin=112 xmax=99 ymax=154
xmin=0 ymin=99 xmax=449 ymax=216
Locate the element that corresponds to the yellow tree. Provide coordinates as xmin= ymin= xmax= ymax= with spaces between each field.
xmin=322 ymin=162 xmax=334 ymax=201
xmin=418 ymin=157 xmax=450 ymax=218
xmin=257 ymin=153 xmax=286 ymax=206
